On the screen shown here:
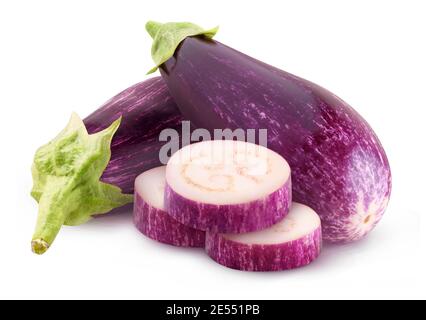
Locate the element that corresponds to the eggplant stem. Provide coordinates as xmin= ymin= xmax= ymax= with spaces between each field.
xmin=31 ymin=239 xmax=50 ymax=255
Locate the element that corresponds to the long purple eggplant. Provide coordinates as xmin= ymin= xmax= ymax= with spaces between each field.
xmin=146 ymin=22 xmax=392 ymax=243
xmin=31 ymin=77 xmax=183 ymax=254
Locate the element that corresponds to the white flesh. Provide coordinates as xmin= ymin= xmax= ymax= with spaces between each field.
xmin=135 ymin=166 xmax=166 ymax=210
xmin=166 ymin=140 xmax=291 ymax=205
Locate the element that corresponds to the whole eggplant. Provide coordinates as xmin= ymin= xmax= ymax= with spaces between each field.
xmin=147 ymin=22 xmax=392 ymax=243
xmin=31 ymin=77 xmax=184 ymax=254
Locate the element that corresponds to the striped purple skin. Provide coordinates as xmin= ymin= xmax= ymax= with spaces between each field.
xmin=160 ymin=38 xmax=392 ymax=243
xmin=134 ymin=194 xmax=205 ymax=247
xmin=206 ymin=228 xmax=322 ymax=272
xmin=164 ymin=179 xmax=292 ymax=233
xmin=84 ymin=77 xmax=184 ymax=194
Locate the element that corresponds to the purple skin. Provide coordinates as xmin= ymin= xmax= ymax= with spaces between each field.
xmin=164 ymin=179 xmax=292 ymax=233
xmin=205 ymin=227 xmax=322 ymax=271
xmin=134 ymin=193 xmax=205 ymax=247
xmin=160 ymin=37 xmax=392 ymax=243
xmin=84 ymin=77 xmax=184 ymax=194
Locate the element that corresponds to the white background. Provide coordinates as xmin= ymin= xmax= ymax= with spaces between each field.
xmin=1 ymin=0 xmax=425 ymax=300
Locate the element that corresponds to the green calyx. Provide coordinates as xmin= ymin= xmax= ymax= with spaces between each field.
xmin=31 ymin=113 xmax=133 ymax=255
xmin=146 ymin=21 xmax=219 ymax=74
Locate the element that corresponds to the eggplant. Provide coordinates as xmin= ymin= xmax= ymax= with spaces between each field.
xmin=206 ymin=203 xmax=322 ymax=271
xmin=84 ymin=77 xmax=183 ymax=194
xmin=146 ymin=21 xmax=392 ymax=243
xmin=31 ymin=77 xmax=184 ymax=254
xmin=165 ymin=140 xmax=292 ymax=233
xmin=134 ymin=166 xmax=205 ymax=247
